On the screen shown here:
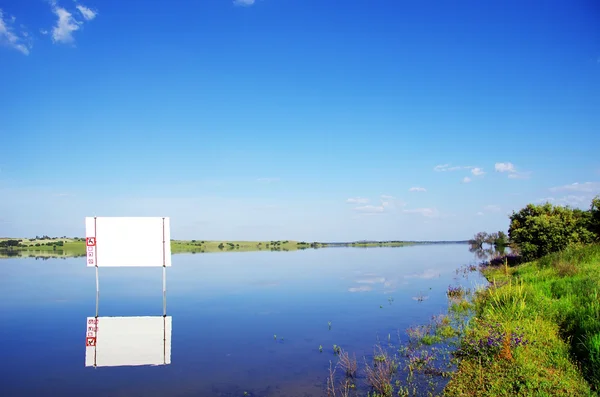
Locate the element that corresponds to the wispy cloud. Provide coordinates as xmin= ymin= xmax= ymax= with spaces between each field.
xmin=0 ymin=10 xmax=31 ymax=55
xmin=409 ymin=187 xmax=426 ymax=192
xmin=462 ymin=177 xmax=471 ymax=183
xmin=51 ymin=6 xmax=80 ymax=44
xmin=549 ymin=182 xmax=600 ymax=193
xmin=434 ymin=164 xmax=473 ymax=172
xmin=471 ymin=167 xmax=485 ymax=176
xmin=537 ymin=195 xmax=589 ymax=207
xmin=233 ymin=0 xmax=255 ymax=6
xmin=476 ymin=211 xmax=484 ymax=216
xmin=76 ymin=5 xmax=97 ymax=21
xmin=495 ymin=162 xmax=530 ymax=179
xmin=494 ymin=162 xmax=516 ymax=173
xmin=346 ymin=197 xmax=369 ymax=204
xmin=351 ymin=195 xmax=406 ymax=215
xmin=49 ymin=1 xmax=97 ymax=45
xmin=257 ymin=177 xmax=280 ymax=184
xmin=354 ymin=204 xmax=386 ymax=213
xmin=403 ymin=208 xmax=439 ymax=218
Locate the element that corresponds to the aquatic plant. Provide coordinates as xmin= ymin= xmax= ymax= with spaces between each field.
xmin=319 ymin=344 xmax=323 ymax=353
xmin=273 ymin=334 xmax=276 ymax=340
xmin=328 ymin=321 xmax=332 ymax=330
xmin=333 ymin=344 xmax=342 ymax=355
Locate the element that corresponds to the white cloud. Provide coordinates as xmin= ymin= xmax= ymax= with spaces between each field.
xmin=40 ymin=29 xmax=48 ymax=35
xmin=462 ymin=176 xmax=471 ymax=183
xmin=257 ymin=177 xmax=280 ymax=183
xmin=409 ymin=187 xmax=426 ymax=192
xmin=476 ymin=212 xmax=484 ymax=216
xmin=354 ymin=205 xmax=385 ymax=213
xmin=233 ymin=0 xmax=255 ymax=5
xmin=346 ymin=197 xmax=369 ymax=204
xmin=0 ymin=10 xmax=31 ymax=55
xmin=471 ymin=167 xmax=485 ymax=176
xmin=494 ymin=162 xmax=531 ymax=179
xmin=403 ymin=208 xmax=438 ymax=218
xmin=495 ymin=162 xmax=516 ymax=173
xmin=434 ymin=164 xmax=473 ymax=172
xmin=51 ymin=6 xmax=81 ymax=44
xmin=549 ymin=182 xmax=600 ymax=193
xmin=76 ymin=5 xmax=97 ymax=21
xmin=380 ymin=194 xmax=394 ymax=200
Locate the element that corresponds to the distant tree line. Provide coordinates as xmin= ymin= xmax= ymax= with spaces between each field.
xmin=0 ymin=239 xmax=22 ymax=248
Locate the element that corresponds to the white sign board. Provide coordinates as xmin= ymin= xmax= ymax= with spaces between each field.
xmin=85 ymin=316 xmax=172 ymax=367
xmin=85 ymin=217 xmax=171 ymax=267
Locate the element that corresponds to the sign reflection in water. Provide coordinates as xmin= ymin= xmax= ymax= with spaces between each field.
xmin=85 ymin=315 xmax=172 ymax=368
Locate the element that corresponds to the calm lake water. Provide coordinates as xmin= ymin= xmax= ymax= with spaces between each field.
xmin=0 ymin=245 xmax=486 ymax=397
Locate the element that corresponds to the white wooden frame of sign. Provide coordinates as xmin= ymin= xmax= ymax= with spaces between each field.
xmin=85 ymin=217 xmax=171 ymax=318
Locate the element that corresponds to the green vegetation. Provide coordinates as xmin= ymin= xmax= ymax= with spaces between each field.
xmin=444 ymin=196 xmax=600 ymax=396
xmin=445 ymin=244 xmax=600 ymax=396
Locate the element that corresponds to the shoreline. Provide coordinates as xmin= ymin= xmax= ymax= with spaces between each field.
xmin=0 ymin=238 xmax=469 ymax=259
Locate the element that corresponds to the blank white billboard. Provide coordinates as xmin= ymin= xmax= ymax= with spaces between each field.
xmin=85 ymin=217 xmax=171 ymax=267
xmin=85 ymin=316 xmax=172 ymax=367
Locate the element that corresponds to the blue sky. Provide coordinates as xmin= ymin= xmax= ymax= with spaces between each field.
xmin=1 ymin=0 xmax=599 ymax=241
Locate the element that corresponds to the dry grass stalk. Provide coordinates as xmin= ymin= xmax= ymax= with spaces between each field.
xmin=338 ymin=349 xmax=357 ymax=378
xmin=327 ymin=360 xmax=337 ymax=397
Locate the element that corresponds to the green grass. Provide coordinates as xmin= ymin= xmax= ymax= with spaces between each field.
xmin=444 ymin=244 xmax=600 ymax=396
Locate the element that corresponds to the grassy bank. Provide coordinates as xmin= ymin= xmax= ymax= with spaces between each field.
xmin=445 ymin=244 xmax=600 ymax=396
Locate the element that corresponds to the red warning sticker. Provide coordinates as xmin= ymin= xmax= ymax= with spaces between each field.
xmin=86 ymin=337 xmax=96 ymax=346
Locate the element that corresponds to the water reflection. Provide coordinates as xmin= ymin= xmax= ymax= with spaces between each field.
xmin=85 ymin=316 xmax=172 ymax=367
xmin=469 ymin=243 xmax=508 ymax=261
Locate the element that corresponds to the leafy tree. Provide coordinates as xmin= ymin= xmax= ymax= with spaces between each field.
xmin=495 ymin=231 xmax=508 ymax=247
xmin=508 ymin=202 xmax=596 ymax=261
xmin=469 ymin=232 xmax=488 ymax=247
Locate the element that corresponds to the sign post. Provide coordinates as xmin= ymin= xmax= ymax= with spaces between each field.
xmin=85 ymin=216 xmax=172 ymax=364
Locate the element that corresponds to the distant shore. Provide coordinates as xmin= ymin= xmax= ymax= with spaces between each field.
xmin=0 ymin=237 xmax=469 ymax=258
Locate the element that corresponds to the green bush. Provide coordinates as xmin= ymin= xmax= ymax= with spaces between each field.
xmin=509 ymin=200 xmax=597 ymax=261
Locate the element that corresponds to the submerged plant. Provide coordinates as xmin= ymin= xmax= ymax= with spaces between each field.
xmin=319 ymin=345 xmax=323 ymax=353
xmin=328 ymin=321 xmax=332 ymax=330
xmin=273 ymin=334 xmax=277 ymax=340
